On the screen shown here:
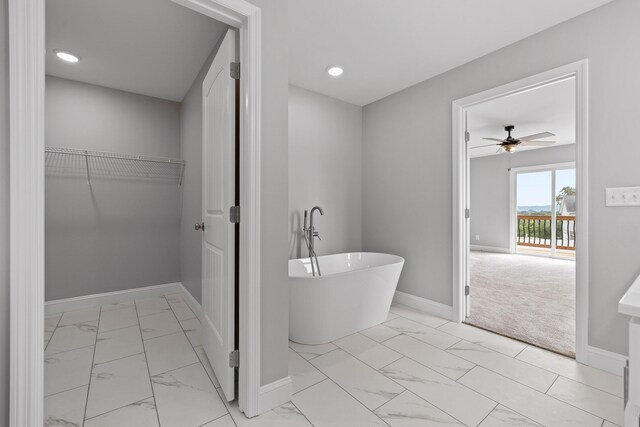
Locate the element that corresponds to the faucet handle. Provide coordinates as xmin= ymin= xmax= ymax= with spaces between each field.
xmin=314 ymin=231 xmax=321 ymax=240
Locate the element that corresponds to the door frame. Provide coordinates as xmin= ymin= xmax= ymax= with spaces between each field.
xmin=509 ymin=162 xmax=576 ymax=257
xmin=8 ymin=0 xmax=264 ymax=424
xmin=452 ymin=60 xmax=589 ymax=363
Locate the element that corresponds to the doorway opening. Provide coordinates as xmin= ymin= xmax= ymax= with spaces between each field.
xmin=452 ymin=61 xmax=589 ymax=362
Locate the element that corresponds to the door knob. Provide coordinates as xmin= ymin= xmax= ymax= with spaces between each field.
xmin=195 ymin=222 xmax=205 ymax=231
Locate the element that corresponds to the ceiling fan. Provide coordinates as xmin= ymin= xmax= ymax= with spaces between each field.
xmin=473 ymin=125 xmax=556 ymax=153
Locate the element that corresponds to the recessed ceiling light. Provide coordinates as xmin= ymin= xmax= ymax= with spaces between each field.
xmin=327 ymin=66 xmax=343 ymax=77
xmin=54 ymin=49 xmax=80 ymax=63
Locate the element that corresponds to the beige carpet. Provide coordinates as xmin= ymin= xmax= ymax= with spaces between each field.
xmin=466 ymin=251 xmax=576 ymax=357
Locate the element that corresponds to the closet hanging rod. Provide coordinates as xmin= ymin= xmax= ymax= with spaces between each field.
xmin=44 ymin=146 xmax=184 ymax=165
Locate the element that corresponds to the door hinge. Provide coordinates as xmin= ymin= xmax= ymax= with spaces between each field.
xmin=465 ymin=131 xmax=470 ymax=143
xmin=230 ymin=62 xmax=240 ymax=80
xmin=465 ymin=285 xmax=470 ymax=296
xmin=229 ymin=350 xmax=239 ymax=368
xmin=230 ymin=206 xmax=240 ymax=223
xmin=465 ymin=208 xmax=470 ymax=219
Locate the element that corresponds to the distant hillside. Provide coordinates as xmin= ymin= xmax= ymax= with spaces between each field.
xmin=517 ymin=205 xmax=552 ymax=213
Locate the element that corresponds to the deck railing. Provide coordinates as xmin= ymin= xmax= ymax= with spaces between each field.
xmin=516 ymin=215 xmax=576 ymax=250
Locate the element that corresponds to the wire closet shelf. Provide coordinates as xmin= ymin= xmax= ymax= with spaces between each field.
xmin=45 ymin=146 xmax=185 ymax=186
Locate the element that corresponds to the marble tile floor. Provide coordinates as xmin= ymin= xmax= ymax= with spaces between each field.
xmin=45 ymin=299 xmax=624 ymax=426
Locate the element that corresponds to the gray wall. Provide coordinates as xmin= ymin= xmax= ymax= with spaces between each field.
xmin=0 ymin=0 xmax=9 ymax=423
xmin=288 ymin=85 xmax=362 ymax=259
xmin=253 ymin=0 xmax=289 ymax=386
xmin=45 ymin=76 xmax=182 ymax=300
xmin=363 ymin=0 xmax=640 ymax=356
xmin=470 ymin=145 xmax=575 ymax=250
xmin=180 ymin=32 xmax=227 ymax=304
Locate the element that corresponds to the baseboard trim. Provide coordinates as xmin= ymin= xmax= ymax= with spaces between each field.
xmin=178 ymin=284 xmax=204 ymax=323
xmin=257 ymin=376 xmax=292 ymax=415
xmin=587 ymin=345 xmax=627 ymax=376
xmin=45 ymin=282 xmax=183 ymax=315
xmin=393 ymin=290 xmax=453 ymax=321
xmin=470 ymin=245 xmax=511 ymax=253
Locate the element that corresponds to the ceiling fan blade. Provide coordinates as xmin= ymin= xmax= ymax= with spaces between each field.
xmin=518 ymin=132 xmax=555 ymax=141
xmin=482 ymin=138 xmax=505 ymax=142
xmin=470 ymin=143 xmax=501 ymax=149
xmin=520 ymin=140 xmax=556 ymax=146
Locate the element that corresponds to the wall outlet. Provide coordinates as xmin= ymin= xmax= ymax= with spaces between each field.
xmin=606 ymin=186 xmax=640 ymax=207
xmin=475 ymin=235 xmax=480 ymax=241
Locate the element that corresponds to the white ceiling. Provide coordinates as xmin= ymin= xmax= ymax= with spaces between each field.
xmin=46 ymin=0 xmax=228 ymax=102
xmin=289 ymin=0 xmax=613 ymax=106
xmin=468 ymin=77 xmax=575 ymax=158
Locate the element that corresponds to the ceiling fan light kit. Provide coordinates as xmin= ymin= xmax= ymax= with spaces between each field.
xmin=473 ymin=125 xmax=557 ymax=154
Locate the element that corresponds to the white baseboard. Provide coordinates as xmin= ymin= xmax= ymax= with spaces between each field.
xmin=587 ymin=345 xmax=627 ymax=376
xmin=257 ymin=376 xmax=292 ymax=415
xmin=470 ymin=245 xmax=511 ymax=253
xmin=178 ymin=284 xmax=204 ymax=322
xmin=393 ymin=290 xmax=453 ymax=321
xmin=45 ymin=282 xmax=183 ymax=315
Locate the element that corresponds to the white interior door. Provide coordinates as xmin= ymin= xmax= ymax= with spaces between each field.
xmin=201 ymin=29 xmax=237 ymax=402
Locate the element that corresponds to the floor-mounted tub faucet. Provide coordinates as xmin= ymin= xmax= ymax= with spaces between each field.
xmin=303 ymin=206 xmax=324 ymax=276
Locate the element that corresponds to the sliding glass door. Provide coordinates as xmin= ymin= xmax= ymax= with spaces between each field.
xmin=515 ymin=165 xmax=576 ymax=259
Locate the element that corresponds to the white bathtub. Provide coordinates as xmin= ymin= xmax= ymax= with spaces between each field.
xmin=289 ymin=252 xmax=404 ymax=344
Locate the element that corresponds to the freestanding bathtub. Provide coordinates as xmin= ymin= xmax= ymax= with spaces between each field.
xmin=289 ymin=252 xmax=404 ymax=344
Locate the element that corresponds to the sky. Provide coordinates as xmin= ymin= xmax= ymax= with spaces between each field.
xmin=517 ymin=168 xmax=575 ymax=207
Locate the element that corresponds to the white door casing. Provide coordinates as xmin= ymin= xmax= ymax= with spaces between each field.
xmin=201 ymin=28 xmax=237 ymax=402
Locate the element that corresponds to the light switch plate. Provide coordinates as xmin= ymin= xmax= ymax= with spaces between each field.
xmin=606 ymin=186 xmax=640 ymax=207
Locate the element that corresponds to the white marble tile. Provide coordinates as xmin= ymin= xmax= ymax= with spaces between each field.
xmin=85 ymin=353 xmax=153 ymax=419
xmin=58 ymin=306 xmax=101 ymax=326
xmin=194 ymin=346 xmax=220 ymax=388
xmin=447 ymin=340 xmax=557 ymax=392
xmin=201 ymin=414 xmax=236 ymax=427
xmin=389 ymin=304 xmax=448 ymax=328
xmin=100 ymin=300 xmax=135 ymax=312
xmin=361 ymin=323 xmax=401 ymax=343
xmin=516 ymin=345 xmax=623 ymax=397
xmin=380 ymin=357 xmax=496 ymax=427
xmin=478 ymin=405 xmax=541 ymax=427
xmin=98 ymin=306 xmax=139 ymax=333
xmin=43 ymin=385 xmax=88 ymax=427
xmin=94 ymin=325 xmax=143 ymax=365
xmin=458 ymin=366 xmax=603 ymax=427
xmin=135 ymin=296 xmax=171 ymax=317
xmin=437 ymin=321 xmax=527 ymax=357
xmin=144 ymin=331 xmax=199 ymax=375
xmin=289 ymin=340 xmax=338 ymax=360
xmin=45 ymin=321 xmax=98 ymax=355
xmin=310 ymin=349 xmax=404 ymax=410
xmin=222 ymin=395 xmax=312 ymax=427
xmin=292 ymin=379 xmax=387 ymax=426
xmin=139 ymin=310 xmax=182 ymax=340
xmin=547 ymin=376 xmax=623 ymax=426
xmin=44 ymin=330 xmax=54 ymax=349
xmin=374 ymin=390 xmax=465 ymax=426
xmin=289 ymin=348 xmax=326 ymax=394
xmin=152 ymin=363 xmax=227 ymax=427
xmin=44 ymin=346 xmax=94 ymax=396
xmin=602 ymin=422 xmax=620 ymax=427
xmin=170 ymin=301 xmax=196 ymax=321
xmin=384 ymin=334 xmax=475 ymax=380
xmin=84 ymin=397 xmax=159 ymax=427
xmin=45 ymin=313 xmax=62 ymax=332
xmin=333 ymin=333 xmax=402 ymax=369
xmin=180 ymin=317 xmax=202 ymax=347
xmin=164 ymin=293 xmax=184 ymax=304
xmin=386 ymin=311 xmax=400 ymax=322
xmin=384 ymin=317 xmax=461 ymax=350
